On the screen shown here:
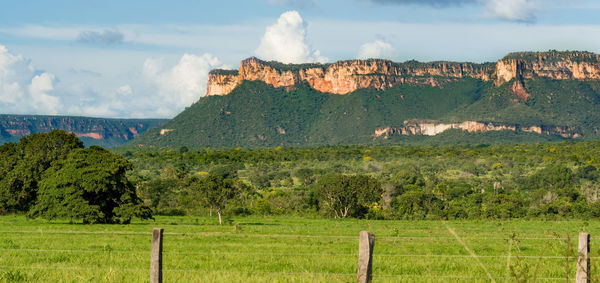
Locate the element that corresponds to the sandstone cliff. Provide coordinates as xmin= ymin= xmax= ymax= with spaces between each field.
xmin=374 ymin=120 xmax=582 ymax=139
xmin=494 ymin=51 xmax=600 ymax=85
xmin=206 ymin=51 xmax=600 ymax=97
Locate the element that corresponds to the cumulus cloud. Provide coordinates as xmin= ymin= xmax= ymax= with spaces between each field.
xmin=357 ymin=40 xmax=396 ymax=59
xmin=484 ymin=0 xmax=539 ymax=23
xmin=255 ymin=11 xmax=327 ymax=63
xmin=77 ymin=29 xmax=124 ymax=45
xmin=0 ymin=45 xmax=60 ymax=115
xmin=142 ymin=53 xmax=222 ymax=116
xmin=0 ymin=44 xmax=223 ymax=118
xmin=29 ymin=73 xmax=60 ymax=114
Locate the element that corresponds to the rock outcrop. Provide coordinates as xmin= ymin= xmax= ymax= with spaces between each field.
xmin=494 ymin=51 xmax=600 ymax=85
xmin=206 ymin=70 xmax=241 ymax=96
xmin=206 ymin=51 xmax=600 ymax=97
xmin=374 ymin=120 xmax=582 ymax=139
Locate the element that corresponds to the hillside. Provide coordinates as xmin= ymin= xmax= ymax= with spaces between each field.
xmin=0 ymin=115 xmax=167 ymax=147
xmin=131 ymin=51 xmax=600 ymax=147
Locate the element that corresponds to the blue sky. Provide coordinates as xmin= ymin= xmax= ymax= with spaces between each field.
xmin=1 ymin=0 xmax=599 ymax=118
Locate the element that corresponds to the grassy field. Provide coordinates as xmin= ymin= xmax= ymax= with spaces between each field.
xmin=0 ymin=215 xmax=598 ymax=282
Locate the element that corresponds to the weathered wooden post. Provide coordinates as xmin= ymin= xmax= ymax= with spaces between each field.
xmin=357 ymin=230 xmax=375 ymax=283
xmin=150 ymin=228 xmax=164 ymax=283
xmin=576 ymin=232 xmax=590 ymax=283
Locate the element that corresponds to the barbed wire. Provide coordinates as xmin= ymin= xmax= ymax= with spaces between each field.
xmin=0 ymin=247 xmax=587 ymax=260
xmin=0 ymin=229 xmax=583 ymax=241
xmin=0 ymin=265 xmax=573 ymax=281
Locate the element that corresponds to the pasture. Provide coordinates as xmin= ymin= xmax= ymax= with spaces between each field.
xmin=0 ymin=215 xmax=597 ymax=282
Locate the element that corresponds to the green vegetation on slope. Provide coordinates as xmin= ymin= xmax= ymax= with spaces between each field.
xmin=133 ymin=76 xmax=600 ymax=148
xmin=454 ymin=79 xmax=600 ymax=133
xmin=133 ymin=79 xmax=497 ymax=147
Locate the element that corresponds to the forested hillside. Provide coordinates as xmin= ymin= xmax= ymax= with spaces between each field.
xmin=132 ymin=78 xmax=600 ymax=147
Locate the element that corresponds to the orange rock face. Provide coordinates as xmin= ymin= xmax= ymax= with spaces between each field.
xmin=495 ymin=52 xmax=600 ymax=85
xmin=239 ymin=57 xmax=297 ymax=88
xmin=206 ymin=71 xmax=241 ymax=96
xmin=76 ymin=132 xmax=103 ymax=139
xmin=205 ymin=57 xmax=494 ymax=96
xmin=206 ymin=51 xmax=600 ymax=97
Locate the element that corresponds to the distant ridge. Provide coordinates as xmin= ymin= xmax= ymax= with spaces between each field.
xmin=0 ymin=114 xmax=167 ymax=147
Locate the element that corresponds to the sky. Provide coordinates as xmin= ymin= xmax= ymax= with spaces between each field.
xmin=1 ymin=0 xmax=600 ymax=118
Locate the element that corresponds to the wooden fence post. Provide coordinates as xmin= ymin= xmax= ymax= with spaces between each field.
xmin=357 ymin=231 xmax=375 ymax=283
xmin=150 ymin=228 xmax=164 ymax=283
xmin=576 ymin=232 xmax=590 ymax=283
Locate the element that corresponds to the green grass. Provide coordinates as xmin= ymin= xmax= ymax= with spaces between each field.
xmin=0 ymin=215 xmax=597 ymax=282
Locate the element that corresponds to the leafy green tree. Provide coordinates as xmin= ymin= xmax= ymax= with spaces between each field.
xmin=0 ymin=130 xmax=83 ymax=213
xmin=209 ymin=164 xmax=241 ymax=179
xmin=139 ymin=178 xmax=183 ymax=215
xmin=392 ymin=190 xmax=444 ymax=219
xmin=28 ymin=146 xmax=152 ymax=224
xmin=184 ymin=175 xmax=241 ymax=225
xmin=294 ymin=168 xmax=314 ymax=186
xmin=316 ymin=174 xmax=381 ymax=218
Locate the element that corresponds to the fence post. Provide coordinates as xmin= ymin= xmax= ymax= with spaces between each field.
xmin=150 ymin=228 xmax=164 ymax=283
xmin=576 ymin=232 xmax=590 ymax=283
xmin=357 ymin=231 xmax=375 ymax=283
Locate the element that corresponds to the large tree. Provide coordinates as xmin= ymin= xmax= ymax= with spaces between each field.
xmin=0 ymin=130 xmax=83 ymax=213
xmin=316 ymin=174 xmax=382 ymax=218
xmin=28 ymin=146 xmax=152 ymax=224
xmin=184 ymin=175 xmax=241 ymax=225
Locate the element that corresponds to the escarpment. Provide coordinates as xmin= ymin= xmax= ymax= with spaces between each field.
xmin=206 ymin=51 xmax=600 ymax=97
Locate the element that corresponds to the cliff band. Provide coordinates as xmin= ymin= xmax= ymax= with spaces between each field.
xmin=206 ymin=51 xmax=600 ymax=96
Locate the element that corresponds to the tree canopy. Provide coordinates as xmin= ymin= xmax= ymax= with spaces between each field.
xmin=184 ymin=174 xmax=243 ymax=224
xmin=28 ymin=146 xmax=152 ymax=224
xmin=316 ymin=174 xmax=382 ymax=218
xmin=0 ymin=130 xmax=83 ymax=213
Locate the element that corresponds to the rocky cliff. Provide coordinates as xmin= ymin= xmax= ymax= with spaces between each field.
xmin=0 ymin=115 xmax=167 ymax=147
xmin=494 ymin=51 xmax=600 ymax=85
xmin=206 ymin=51 xmax=600 ymax=96
xmin=374 ymin=120 xmax=582 ymax=139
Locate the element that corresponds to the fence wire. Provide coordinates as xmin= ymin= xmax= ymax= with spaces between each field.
xmin=0 ymin=229 xmax=583 ymax=241
xmin=0 ymin=247 xmax=587 ymax=259
xmin=0 ymin=265 xmax=573 ymax=281
xmin=0 ymin=224 xmax=590 ymax=281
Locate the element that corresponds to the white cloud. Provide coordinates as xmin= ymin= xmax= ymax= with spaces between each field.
xmin=28 ymin=73 xmax=60 ymax=114
xmin=142 ymin=53 xmax=222 ymax=114
xmin=0 ymin=45 xmax=224 ymax=118
xmin=484 ymin=0 xmax=539 ymax=23
xmin=116 ymin=84 xmax=132 ymax=96
xmin=255 ymin=11 xmax=327 ymax=63
xmin=0 ymin=45 xmax=60 ymax=115
xmin=357 ymin=40 xmax=396 ymax=59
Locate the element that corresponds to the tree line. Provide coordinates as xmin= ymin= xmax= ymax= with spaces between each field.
xmin=2 ymin=131 xmax=600 ymax=223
